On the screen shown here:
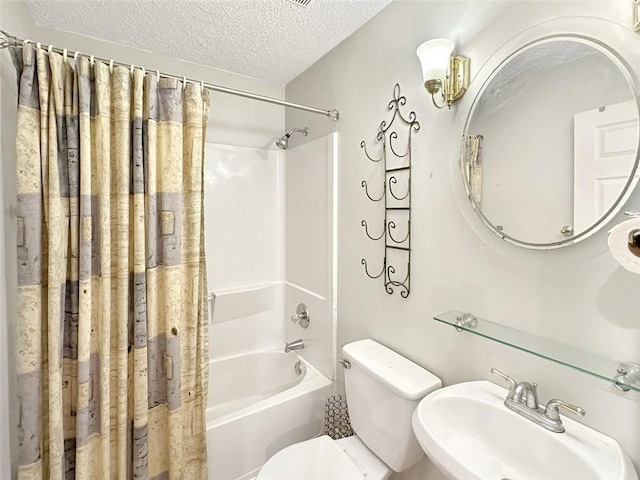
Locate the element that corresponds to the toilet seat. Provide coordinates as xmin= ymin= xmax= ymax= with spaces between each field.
xmin=256 ymin=435 xmax=391 ymax=480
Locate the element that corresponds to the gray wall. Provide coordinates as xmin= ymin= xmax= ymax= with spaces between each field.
xmin=286 ymin=1 xmax=640 ymax=477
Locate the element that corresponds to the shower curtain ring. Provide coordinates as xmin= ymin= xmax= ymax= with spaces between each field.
xmin=201 ymin=81 xmax=205 ymax=95
xmin=109 ymin=59 xmax=114 ymax=73
xmin=183 ymin=76 xmax=187 ymax=86
xmin=22 ymin=38 xmax=31 ymax=47
xmin=73 ymin=51 xmax=80 ymax=61
xmin=141 ymin=67 xmax=145 ymax=76
xmin=47 ymin=44 xmax=53 ymax=53
xmin=90 ymin=55 xmax=94 ymax=66
xmin=130 ymin=64 xmax=135 ymax=75
xmin=156 ymin=70 xmax=160 ymax=79
xmin=36 ymin=41 xmax=41 ymax=49
xmin=63 ymin=48 xmax=67 ymax=62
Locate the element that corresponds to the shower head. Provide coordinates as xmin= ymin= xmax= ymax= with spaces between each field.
xmin=275 ymin=136 xmax=289 ymax=150
xmin=276 ymin=127 xmax=309 ymax=150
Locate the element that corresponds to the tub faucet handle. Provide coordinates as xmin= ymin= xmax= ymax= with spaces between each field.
xmin=291 ymin=303 xmax=310 ymax=329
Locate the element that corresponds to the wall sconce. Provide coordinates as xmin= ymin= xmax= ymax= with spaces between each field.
xmin=634 ymin=0 xmax=640 ymax=33
xmin=416 ymin=39 xmax=469 ymax=109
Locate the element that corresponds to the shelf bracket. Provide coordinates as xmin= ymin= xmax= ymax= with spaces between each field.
xmin=614 ymin=362 xmax=640 ymax=392
xmin=455 ymin=313 xmax=478 ymax=332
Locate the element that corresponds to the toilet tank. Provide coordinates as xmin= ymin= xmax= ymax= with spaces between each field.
xmin=342 ymin=339 xmax=442 ymax=472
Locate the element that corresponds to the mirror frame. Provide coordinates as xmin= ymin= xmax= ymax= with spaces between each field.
xmin=451 ymin=18 xmax=640 ymax=250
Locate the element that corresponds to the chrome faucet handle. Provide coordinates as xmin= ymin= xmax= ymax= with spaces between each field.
xmin=490 ymin=368 xmax=518 ymax=400
xmin=544 ymin=399 xmax=585 ymax=421
xmin=290 ymin=303 xmax=310 ymax=329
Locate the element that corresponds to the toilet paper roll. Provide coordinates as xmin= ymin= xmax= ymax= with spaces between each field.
xmin=608 ymin=218 xmax=640 ymax=274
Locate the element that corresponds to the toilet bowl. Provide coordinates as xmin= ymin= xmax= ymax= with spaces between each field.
xmin=256 ymin=339 xmax=442 ymax=480
xmin=257 ymin=435 xmax=391 ymax=480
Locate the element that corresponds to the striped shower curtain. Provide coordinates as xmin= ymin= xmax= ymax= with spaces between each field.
xmin=462 ymin=134 xmax=484 ymax=206
xmin=12 ymin=44 xmax=210 ymax=479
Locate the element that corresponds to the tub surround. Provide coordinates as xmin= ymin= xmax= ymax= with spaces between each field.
xmin=210 ymin=283 xmax=285 ymax=359
xmin=284 ymin=133 xmax=338 ymax=381
xmin=204 ymin=135 xmax=338 ymax=479
xmin=206 ymin=135 xmax=337 ymax=379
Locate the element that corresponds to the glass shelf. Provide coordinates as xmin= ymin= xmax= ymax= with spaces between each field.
xmin=433 ymin=311 xmax=640 ymax=393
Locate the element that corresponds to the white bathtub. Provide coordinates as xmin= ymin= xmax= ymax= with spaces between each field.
xmin=207 ymin=348 xmax=334 ymax=480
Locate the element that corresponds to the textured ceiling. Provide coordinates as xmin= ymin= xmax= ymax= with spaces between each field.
xmin=26 ymin=0 xmax=393 ymax=85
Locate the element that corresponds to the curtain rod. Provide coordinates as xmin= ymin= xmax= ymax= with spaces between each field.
xmin=0 ymin=29 xmax=340 ymax=121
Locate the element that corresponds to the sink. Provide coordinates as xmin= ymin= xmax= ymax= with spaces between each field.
xmin=411 ymin=380 xmax=638 ymax=480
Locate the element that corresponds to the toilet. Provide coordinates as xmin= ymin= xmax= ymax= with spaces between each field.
xmin=257 ymin=339 xmax=442 ymax=480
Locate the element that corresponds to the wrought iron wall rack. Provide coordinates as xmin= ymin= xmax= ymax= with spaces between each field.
xmin=360 ymin=84 xmax=420 ymax=298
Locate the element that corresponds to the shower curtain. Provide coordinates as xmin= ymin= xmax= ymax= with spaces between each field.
xmin=12 ymin=44 xmax=210 ymax=479
xmin=462 ymin=134 xmax=484 ymax=206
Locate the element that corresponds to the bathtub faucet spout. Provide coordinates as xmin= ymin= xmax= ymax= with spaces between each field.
xmin=284 ymin=339 xmax=305 ymax=353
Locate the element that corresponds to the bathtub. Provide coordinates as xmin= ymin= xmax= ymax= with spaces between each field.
xmin=207 ymin=348 xmax=334 ymax=480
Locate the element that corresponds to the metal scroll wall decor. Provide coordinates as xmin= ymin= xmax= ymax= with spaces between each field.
xmin=360 ymin=83 xmax=420 ymax=298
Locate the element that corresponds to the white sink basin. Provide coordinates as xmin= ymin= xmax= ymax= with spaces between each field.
xmin=412 ymin=380 xmax=638 ymax=480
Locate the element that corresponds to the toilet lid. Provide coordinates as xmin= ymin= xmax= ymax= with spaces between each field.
xmin=257 ymin=435 xmax=365 ymax=480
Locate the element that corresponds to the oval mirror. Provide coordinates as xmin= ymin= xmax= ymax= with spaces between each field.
xmin=462 ymin=37 xmax=640 ymax=248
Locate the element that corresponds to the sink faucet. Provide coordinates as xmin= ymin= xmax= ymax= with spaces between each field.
xmin=491 ymin=368 xmax=585 ymax=433
xmin=284 ymin=339 xmax=305 ymax=353
xmin=514 ymin=381 xmax=539 ymax=409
